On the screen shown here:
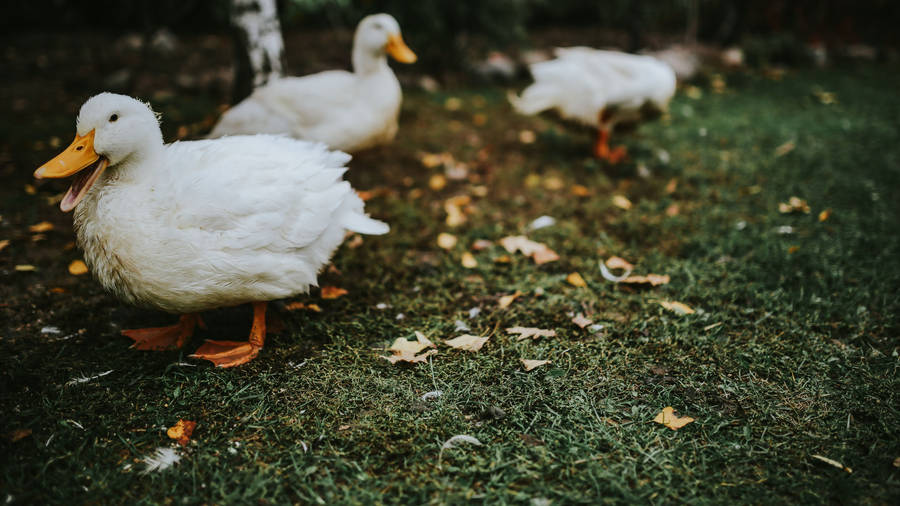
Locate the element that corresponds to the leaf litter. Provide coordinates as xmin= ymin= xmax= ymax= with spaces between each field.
xmin=506 ymin=327 xmax=556 ymax=341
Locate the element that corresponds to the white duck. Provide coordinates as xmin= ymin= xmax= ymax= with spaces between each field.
xmin=35 ymin=93 xmax=389 ymax=367
xmin=209 ymin=13 xmax=417 ymax=153
xmin=511 ymin=47 xmax=676 ymax=163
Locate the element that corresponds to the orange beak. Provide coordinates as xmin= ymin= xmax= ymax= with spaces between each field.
xmin=34 ymin=130 xmax=109 ymax=212
xmin=385 ymin=33 xmax=417 ymax=64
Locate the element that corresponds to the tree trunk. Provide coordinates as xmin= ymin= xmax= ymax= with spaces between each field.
xmin=230 ymin=0 xmax=286 ymax=104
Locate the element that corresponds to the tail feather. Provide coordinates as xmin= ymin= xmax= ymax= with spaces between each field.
xmin=344 ymin=214 xmax=389 ymax=235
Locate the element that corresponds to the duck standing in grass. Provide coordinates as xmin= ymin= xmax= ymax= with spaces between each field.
xmin=209 ymin=13 xmax=417 ymax=153
xmin=34 ymin=93 xmax=389 ymax=367
xmin=510 ymin=47 xmax=676 ymax=163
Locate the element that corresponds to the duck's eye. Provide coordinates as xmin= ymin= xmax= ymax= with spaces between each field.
xmin=109 ymin=114 xmax=118 ymax=123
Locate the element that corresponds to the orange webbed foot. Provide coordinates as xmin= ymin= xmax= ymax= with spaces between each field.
xmin=123 ymin=314 xmax=202 ymax=351
xmin=190 ymin=340 xmax=261 ymax=368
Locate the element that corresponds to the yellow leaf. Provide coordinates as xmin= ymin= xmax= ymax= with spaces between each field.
xmin=659 ymin=301 xmax=695 ymax=315
xmin=542 ymin=176 xmax=564 ymax=191
xmin=664 ymin=178 xmax=678 ymax=195
xmin=461 ymin=252 xmax=478 ymax=269
xmin=166 ymin=419 xmax=197 ymax=446
xmin=320 ymin=286 xmax=348 ymax=299
xmin=612 ymin=195 xmax=632 ymax=210
xmin=811 ymin=455 xmax=853 ymax=473
xmin=779 ymin=196 xmax=810 ymax=214
xmin=68 ymin=260 xmax=88 ymax=276
xmin=428 ymin=174 xmax=447 ymax=191
xmin=15 ymin=264 xmax=36 ymax=272
xmin=381 ymin=332 xmax=437 ymax=364
xmin=382 ymin=349 xmax=437 ymax=365
xmin=0 ymin=239 xmax=9 ymax=252
xmin=653 ymin=407 xmax=695 ymax=430
xmin=437 ymin=233 xmax=458 ymax=250
xmin=445 ymin=334 xmax=489 ymax=352
xmin=521 ymin=359 xmax=550 ymax=371
xmin=498 ymin=291 xmax=522 ymax=309
xmin=524 ymin=173 xmax=541 ymax=188
xmin=818 ymin=209 xmax=831 ymax=222
xmin=506 ymin=327 xmax=556 ymax=341
xmin=787 ymin=245 xmax=800 ymax=254
xmin=444 ymin=97 xmax=462 ymax=111
xmin=28 ymin=221 xmax=54 ymax=233
xmin=622 ymin=274 xmax=670 ymax=286
xmin=566 ymin=272 xmax=587 ymax=287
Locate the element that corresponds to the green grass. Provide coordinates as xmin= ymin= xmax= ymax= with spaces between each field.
xmin=2 ymin=65 xmax=899 ymax=504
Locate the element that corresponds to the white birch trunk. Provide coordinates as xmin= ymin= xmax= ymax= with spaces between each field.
xmin=231 ymin=0 xmax=286 ymax=102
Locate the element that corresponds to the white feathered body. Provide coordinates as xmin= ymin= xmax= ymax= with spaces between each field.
xmin=512 ymin=47 xmax=676 ymax=130
xmin=74 ymin=135 xmax=387 ymax=314
xmin=209 ymin=67 xmax=402 ymax=153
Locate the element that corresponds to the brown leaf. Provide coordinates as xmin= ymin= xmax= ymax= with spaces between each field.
xmin=774 ymin=140 xmax=796 ymax=157
xmin=382 ymin=332 xmax=438 ymax=364
xmin=445 ymin=334 xmax=489 ymax=352
xmin=285 ymin=302 xmax=322 ymax=312
xmin=659 ymin=301 xmax=695 ymax=315
xmin=566 ymin=272 xmax=587 ymax=287
xmin=571 ymin=314 xmax=593 ymax=328
xmin=818 ymin=209 xmax=831 ymax=222
xmin=532 ymin=247 xmax=560 ymax=265
xmin=166 ymin=420 xmax=197 ymax=446
xmin=571 ymin=184 xmax=592 ymax=197
xmin=665 ymin=204 xmax=680 ymax=217
xmin=521 ymin=359 xmax=550 ymax=371
xmin=68 ymin=260 xmax=88 ymax=276
xmin=383 ymin=349 xmax=437 ymax=364
xmin=320 ymin=286 xmax=348 ymax=299
xmin=0 ymin=239 xmax=9 ymax=252
xmin=28 ymin=221 xmax=54 ymax=233
xmin=664 ymin=178 xmax=678 ymax=195
xmin=7 ymin=428 xmax=32 ymax=443
xmin=498 ymin=291 xmax=522 ymax=309
xmin=653 ymin=407 xmax=694 ymax=430
xmin=428 ymin=174 xmax=447 ymax=191
xmin=506 ymin=327 xmax=556 ymax=341
xmin=605 ymin=256 xmax=635 ymax=271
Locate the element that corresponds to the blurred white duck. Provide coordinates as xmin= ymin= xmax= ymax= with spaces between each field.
xmin=35 ymin=93 xmax=388 ymax=367
xmin=511 ymin=47 xmax=676 ymax=163
xmin=209 ymin=13 xmax=417 ymax=153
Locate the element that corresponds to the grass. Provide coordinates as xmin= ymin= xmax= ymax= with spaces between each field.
xmin=1 ymin=64 xmax=899 ymax=504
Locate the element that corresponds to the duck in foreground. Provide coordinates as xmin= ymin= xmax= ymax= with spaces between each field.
xmin=510 ymin=47 xmax=676 ymax=163
xmin=209 ymin=13 xmax=416 ymax=153
xmin=35 ymin=93 xmax=389 ymax=367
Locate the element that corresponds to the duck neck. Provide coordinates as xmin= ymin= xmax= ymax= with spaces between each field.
xmin=352 ymin=46 xmax=390 ymax=76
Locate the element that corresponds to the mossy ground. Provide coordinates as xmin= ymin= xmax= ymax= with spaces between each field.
xmin=1 ymin=60 xmax=899 ymax=503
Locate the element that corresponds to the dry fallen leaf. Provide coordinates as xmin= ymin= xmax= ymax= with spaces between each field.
xmin=471 ymin=239 xmax=493 ymax=250
xmin=542 ymin=176 xmax=565 ymax=191
xmin=665 ymin=204 xmax=680 ymax=217
xmin=0 ymin=239 xmax=9 ymax=252
xmin=566 ymin=272 xmax=588 ymax=288
xmin=612 ymin=195 xmax=633 ymax=210
xmin=68 ymin=260 xmax=88 ymax=276
xmin=664 ymin=178 xmax=678 ymax=195
xmin=498 ymin=291 xmax=522 ymax=309
xmin=437 ymin=233 xmax=458 ymax=250
xmin=811 ymin=454 xmax=852 ymax=474
xmin=571 ymin=184 xmax=591 ymax=197
xmin=166 ymin=419 xmax=197 ymax=447
xmin=532 ymin=247 xmax=560 ymax=265
xmin=506 ymin=327 xmax=556 ymax=341
xmin=347 ymin=235 xmax=364 ymax=249
xmin=606 ymin=256 xmax=635 ymax=271
xmin=653 ymin=407 xmax=695 ymax=430
xmin=285 ymin=302 xmax=322 ymax=312
xmin=518 ymin=130 xmax=536 ymax=144
xmin=382 ymin=332 xmax=438 ymax=364
xmin=320 ymin=286 xmax=348 ymax=299
xmin=571 ymin=314 xmax=593 ymax=328
xmin=7 ymin=428 xmax=32 ymax=443
xmin=29 ymin=221 xmax=54 ymax=233
xmin=622 ymin=274 xmax=670 ymax=286
xmin=428 ymin=174 xmax=447 ymax=191
xmin=499 ymin=235 xmax=558 ymax=265
xmin=660 ymin=301 xmax=695 ymax=315
xmin=774 ymin=140 xmax=796 ymax=157
xmin=445 ymin=334 xmax=489 ymax=352
xmin=15 ymin=265 xmax=36 ymax=272
xmin=779 ymin=196 xmax=811 ymax=214
xmin=444 ymin=198 xmax=468 ymax=227
xmin=461 ymin=252 xmax=478 ymax=269
xmin=521 ymin=359 xmax=550 ymax=371
xmin=818 ymin=209 xmax=831 ymax=222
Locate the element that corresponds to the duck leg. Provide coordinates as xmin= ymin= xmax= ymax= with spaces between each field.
xmin=123 ymin=314 xmax=203 ymax=351
xmin=191 ymin=302 xmax=266 ymax=368
xmin=594 ymin=112 xmax=628 ymax=164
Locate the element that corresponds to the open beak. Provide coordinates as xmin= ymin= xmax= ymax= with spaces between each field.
xmin=386 ymin=33 xmax=417 ymax=64
xmin=34 ymin=130 xmax=109 ymax=212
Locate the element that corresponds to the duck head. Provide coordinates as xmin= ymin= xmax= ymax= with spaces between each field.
xmin=34 ymin=93 xmax=163 ymax=212
xmin=353 ymin=13 xmax=417 ymax=71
